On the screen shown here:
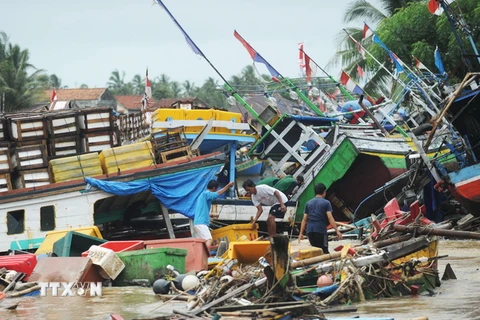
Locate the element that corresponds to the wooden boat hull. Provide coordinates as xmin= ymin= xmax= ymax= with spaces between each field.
xmin=448 ymin=163 xmax=480 ymax=215
xmin=236 ymin=158 xmax=264 ymax=176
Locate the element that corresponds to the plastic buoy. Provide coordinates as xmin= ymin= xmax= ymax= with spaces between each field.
xmin=0 ymin=292 xmax=6 ymax=301
xmin=152 ymin=279 xmax=171 ymax=294
xmin=317 ymin=275 xmax=334 ymax=288
xmin=181 ymin=275 xmax=200 ymax=291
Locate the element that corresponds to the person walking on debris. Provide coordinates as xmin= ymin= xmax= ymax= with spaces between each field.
xmin=298 ymin=183 xmax=343 ymax=254
xmin=242 ymin=179 xmax=288 ymax=237
xmin=194 ymin=180 xmax=234 ymax=248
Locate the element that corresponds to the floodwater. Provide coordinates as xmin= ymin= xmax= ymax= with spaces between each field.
xmin=1 ymin=239 xmax=480 ymax=320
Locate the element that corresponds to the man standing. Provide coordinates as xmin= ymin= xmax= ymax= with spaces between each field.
xmin=194 ymin=180 xmax=234 ymax=248
xmin=242 ymin=179 xmax=288 ymax=237
xmin=298 ymin=183 xmax=343 ymax=254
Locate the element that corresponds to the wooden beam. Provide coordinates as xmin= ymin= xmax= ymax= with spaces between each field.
xmin=160 ymin=203 xmax=175 ymax=239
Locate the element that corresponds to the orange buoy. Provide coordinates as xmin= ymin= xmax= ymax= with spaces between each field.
xmin=0 ymin=292 xmax=6 ymax=300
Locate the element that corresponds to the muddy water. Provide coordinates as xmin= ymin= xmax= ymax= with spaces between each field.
xmin=1 ymin=240 xmax=480 ymax=320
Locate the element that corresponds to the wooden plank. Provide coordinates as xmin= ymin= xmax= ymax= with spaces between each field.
xmin=14 ymin=168 xmax=51 ymax=189
xmin=160 ymin=146 xmax=192 ymax=163
xmin=161 ymin=203 xmax=175 ymax=239
xmin=0 ymin=173 xmax=13 ymax=192
xmin=12 ymin=144 xmax=48 ymax=170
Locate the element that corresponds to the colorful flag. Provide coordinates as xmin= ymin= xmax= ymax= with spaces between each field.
xmin=234 ymin=30 xmax=281 ymax=78
xmin=372 ymin=35 xmax=404 ymax=73
xmin=340 ymin=71 xmax=364 ymax=95
xmin=434 ymin=46 xmax=446 ymax=74
xmin=346 ymin=33 xmax=366 ymax=59
xmin=428 ymin=0 xmax=445 ymax=15
xmin=413 ymin=56 xmax=428 ymax=70
xmin=299 ymin=47 xmax=316 ymax=83
xmin=298 ymin=42 xmax=305 ymax=70
xmin=357 ymin=65 xmax=364 ymax=78
xmin=145 ymin=68 xmax=152 ymax=99
xmin=51 ymin=88 xmax=57 ymax=102
xmin=362 ymin=23 xmax=373 ymax=40
xmin=142 ymin=69 xmax=152 ymax=112
xmin=155 ymin=0 xmax=204 ymax=58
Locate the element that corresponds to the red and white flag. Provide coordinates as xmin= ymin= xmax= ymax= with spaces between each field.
xmin=298 ymin=44 xmax=316 ymax=83
xmin=357 ymin=64 xmax=364 ymax=78
xmin=145 ymin=69 xmax=152 ymax=99
xmin=362 ymin=23 xmax=373 ymax=40
xmin=142 ymin=68 xmax=152 ymax=112
xmin=413 ymin=56 xmax=427 ymax=70
xmin=51 ymin=88 xmax=57 ymax=102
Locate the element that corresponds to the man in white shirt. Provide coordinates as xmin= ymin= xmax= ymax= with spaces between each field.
xmin=242 ymin=179 xmax=288 ymax=237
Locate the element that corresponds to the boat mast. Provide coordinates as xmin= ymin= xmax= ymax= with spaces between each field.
xmin=439 ymin=0 xmax=480 ymax=70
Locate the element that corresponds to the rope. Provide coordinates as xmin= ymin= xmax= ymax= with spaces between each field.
xmin=76 ymin=155 xmax=86 ymax=182
xmin=146 ymin=141 xmax=157 ymax=167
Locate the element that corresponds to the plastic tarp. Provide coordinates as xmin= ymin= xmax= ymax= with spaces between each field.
xmin=85 ymin=165 xmax=222 ymax=219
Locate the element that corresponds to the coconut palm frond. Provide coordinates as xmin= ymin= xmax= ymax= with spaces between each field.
xmin=343 ymin=0 xmax=387 ymax=24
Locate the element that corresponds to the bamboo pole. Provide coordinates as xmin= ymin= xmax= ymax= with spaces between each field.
xmin=393 ymin=224 xmax=480 ymax=240
xmin=290 ymin=252 xmax=342 ymax=269
xmin=424 ymin=72 xmax=480 ymax=150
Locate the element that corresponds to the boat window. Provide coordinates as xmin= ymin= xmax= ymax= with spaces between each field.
xmin=7 ymin=210 xmax=25 ymax=235
xmin=40 ymin=206 xmax=56 ymax=231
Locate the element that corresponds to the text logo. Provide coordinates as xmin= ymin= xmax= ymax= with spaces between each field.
xmin=39 ymin=282 xmax=103 ymax=297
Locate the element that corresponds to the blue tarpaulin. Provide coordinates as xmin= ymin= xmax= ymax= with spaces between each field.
xmin=85 ymin=165 xmax=222 ymax=219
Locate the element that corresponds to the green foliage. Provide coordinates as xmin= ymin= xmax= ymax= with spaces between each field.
xmin=0 ymin=31 xmax=46 ymax=112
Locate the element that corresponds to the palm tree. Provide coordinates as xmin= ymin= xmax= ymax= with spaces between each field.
xmin=330 ymin=0 xmax=421 ymax=95
xmin=197 ymin=77 xmax=226 ymax=109
xmin=131 ymin=74 xmax=144 ymax=95
xmin=343 ymin=0 xmax=420 ymax=24
xmin=182 ymin=80 xmax=196 ymax=97
xmin=0 ymin=33 xmax=45 ymax=111
xmin=107 ymin=69 xmax=132 ymax=95
xmin=49 ymin=74 xmax=62 ymax=89
xmin=170 ymin=81 xmax=182 ymax=98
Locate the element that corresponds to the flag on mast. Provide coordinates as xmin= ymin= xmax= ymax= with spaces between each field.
xmin=298 ymin=45 xmax=316 ymax=83
xmin=155 ymin=0 xmax=205 ymax=58
xmin=357 ymin=65 xmax=364 ymax=78
xmin=145 ymin=69 xmax=152 ymax=99
xmin=340 ymin=71 xmax=364 ymax=95
xmin=51 ymin=88 xmax=57 ymax=102
xmin=142 ymin=68 xmax=152 ymax=112
xmin=362 ymin=23 xmax=373 ymax=40
xmin=234 ymin=30 xmax=280 ymax=79
xmin=413 ymin=56 xmax=428 ymax=70
xmin=434 ymin=46 xmax=446 ymax=74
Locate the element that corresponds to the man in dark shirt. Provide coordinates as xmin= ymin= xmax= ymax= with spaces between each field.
xmin=298 ymin=183 xmax=342 ymax=254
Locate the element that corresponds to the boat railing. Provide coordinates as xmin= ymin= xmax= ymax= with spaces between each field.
xmin=152 ymin=119 xmax=251 ymax=133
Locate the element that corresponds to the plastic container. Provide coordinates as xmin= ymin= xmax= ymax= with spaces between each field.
xmin=0 ymin=254 xmax=37 ymax=281
xmin=114 ymin=248 xmax=187 ymax=286
xmin=99 ymin=141 xmax=154 ymax=174
xmin=87 ymin=245 xmax=125 ymax=280
xmin=227 ymin=241 xmax=270 ymax=264
xmin=184 ymin=109 xmax=215 ymax=133
xmin=49 ymin=152 xmax=103 ymax=183
xmin=52 ymin=231 xmax=107 ymax=257
xmin=144 ymin=238 xmax=208 ymax=272
xmin=81 ymin=240 xmax=145 ymax=257
xmin=215 ymin=110 xmax=242 ymax=134
xmin=211 ymin=224 xmax=258 ymax=247
xmin=35 ymin=226 xmax=104 ymax=255
xmin=151 ymin=108 xmax=185 ymax=123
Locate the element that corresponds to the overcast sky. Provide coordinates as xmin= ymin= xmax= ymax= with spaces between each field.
xmin=2 ymin=0 xmax=382 ymax=89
